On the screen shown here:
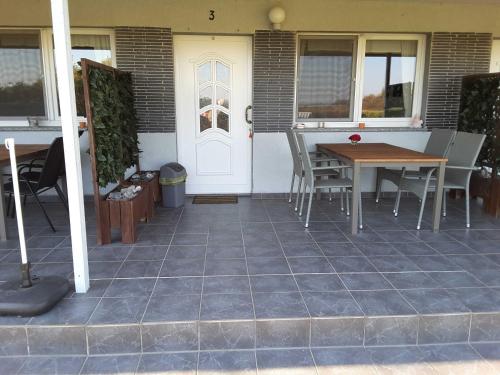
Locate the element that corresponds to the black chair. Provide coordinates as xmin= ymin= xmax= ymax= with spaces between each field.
xmin=4 ymin=137 xmax=67 ymax=232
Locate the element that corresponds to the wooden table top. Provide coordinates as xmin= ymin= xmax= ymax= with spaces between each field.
xmin=317 ymin=143 xmax=447 ymax=163
xmin=0 ymin=144 xmax=49 ymax=167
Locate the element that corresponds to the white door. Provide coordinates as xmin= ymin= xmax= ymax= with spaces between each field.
xmin=175 ymin=35 xmax=252 ymax=194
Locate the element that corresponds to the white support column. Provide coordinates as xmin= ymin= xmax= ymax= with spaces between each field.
xmin=50 ymin=0 xmax=89 ymax=293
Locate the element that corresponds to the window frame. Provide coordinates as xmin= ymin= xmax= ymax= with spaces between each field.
xmin=0 ymin=27 xmax=116 ymax=127
xmin=295 ymin=33 xmax=426 ymax=128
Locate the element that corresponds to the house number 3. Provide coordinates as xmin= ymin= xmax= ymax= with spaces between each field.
xmin=209 ymin=10 xmax=215 ymax=20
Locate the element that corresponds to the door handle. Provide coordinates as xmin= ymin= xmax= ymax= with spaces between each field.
xmin=245 ymin=105 xmax=252 ymax=125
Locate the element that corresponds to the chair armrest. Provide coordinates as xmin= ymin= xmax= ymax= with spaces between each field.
xmin=312 ymin=165 xmax=351 ymax=170
xmin=446 ymin=165 xmax=481 ymax=171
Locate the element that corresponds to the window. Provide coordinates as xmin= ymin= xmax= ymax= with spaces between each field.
xmin=54 ymin=33 xmax=113 ymax=117
xmin=0 ymin=28 xmax=114 ymax=125
xmin=298 ymin=37 xmax=356 ymax=120
xmin=296 ymin=34 xmax=425 ymax=127
xmin=362 ymin=40 xmax=417 ymax=118
xmin=0 ymin=31 xmax=45 ymax=117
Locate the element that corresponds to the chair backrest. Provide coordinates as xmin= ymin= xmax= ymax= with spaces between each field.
xmin=36 ymin=137 xmax=65 ymax=190
xmin=445 ymin=131 xmax=486 ymax=187
xmin=286 ymin=128 xmax=303 ymax=175
xmin=295 ymin=133 xmax=314 ymax=184
xmin=424 ymin=128 xmax=456 ymax=157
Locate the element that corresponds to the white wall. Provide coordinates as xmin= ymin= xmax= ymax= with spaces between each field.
xmin=252 ymin=131 xmax=431 ymax=194
xmin=0 ymin=131 xmax=177 ymax=195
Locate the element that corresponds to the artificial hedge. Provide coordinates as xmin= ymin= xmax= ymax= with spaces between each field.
xmin=458 ymin=73 xmax=500 ymax=170
xmin=88 ymin=67 xmax=140 ymax=187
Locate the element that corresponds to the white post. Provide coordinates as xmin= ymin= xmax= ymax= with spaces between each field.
xmin=50 ymin=0 xmax=89 ymax=293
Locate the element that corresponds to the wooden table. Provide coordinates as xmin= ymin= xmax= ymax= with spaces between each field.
xmin=0 ymin=144 xmax=49 ymax=240
xmin=317 ymin=143 xmax=447 ymax=234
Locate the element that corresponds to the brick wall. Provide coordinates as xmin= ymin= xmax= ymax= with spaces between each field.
xmin=115 ymin=27 xmax=175 ymax=133
xmin=253 ymin=31 xmax=296 ymax=133
xmin=425 ymin=32 xmax=492 ymax=129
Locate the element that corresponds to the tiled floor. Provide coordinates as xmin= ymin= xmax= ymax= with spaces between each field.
xmin=1 ymin=195 xmax=500 ymax=373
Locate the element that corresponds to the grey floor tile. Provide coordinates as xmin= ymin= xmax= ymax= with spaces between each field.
xmin=143 ymin=294 xmax=201 ymax=322
xmin=204 ymin=258 xmax=248 ymax=276
xmin=126 ymin=245 xmax=168 ymax=260
xmin=303 ymin=291 xmax=364 ymax=317
xmin=253 ymin=292 xmax=309 ymax=319
xmin=419 ymin=344 xmax=495 ymax=374
xmin=89 ymin=296 xmax=149 ymax=324
xmin=446 ymin=287 xmax=500 ymax=312
xmin=160 ymin=257 xmax=205 ymax=277
xmin=167 ymin=245 xmax=206 ymax=259
xmin=369 ymin=255 xmax=421 ymax=272
xmin=329 ymin=256 xmax=377 ymax=273
xmin=0 ymin=357 xmax=26 ymax=375
xmin=171 ymin=233 xmax=207 ymax=245
xmin=152 ymin=276 xmax=203 ymax=296
xmin=104 ymin=278 xmax=155 ymax=298
xmin=29 ymin=298 xmax=99 ymax=325
xmin=368 ymin=346 xmax=436 ymax=374
xmin=407 ymin=255 xmax=464 ymax=272
xmin=87 ymin=246 xmax=131 ymax=261
xmin=137 ymin=352 xmax=197 ymax=374
xmin=200 ymin=293 xmax=254 ymax=320
xmin=352 ymin=290 xmax=417 ymax=315
xmin=204 ymin=276 xmax=251 ymax=294
xmin=392 ymin=242 xmax=439 ymax=256
xmin=383 ymin=272 xmax=440 ymax=289
xmin=340 ymin=272 xmax=393 ymax=290
xmin=400 ymin=288 xmax=471 ymax=314
xmin=318 ymin=242 xmax=363 ymax=257
xmin=257 ymin=349 xmax=316 ymax=375
xmin=428 ymin=271 xmax=484 ymax=288
xmin=206 ymin=245 xmax=246 ymax=259
xmin=247 ymin=257 xmax=291 ymax=275
xmin=282 ymin=243 xmax=324 ymax=257
xmin=244 ymin=244 xmax=284 ymax=258
xmin=309 ymin=230 xmax=349 ymax=242
xmin=198 ymin=350 xmax=257 ymax=374
xmin=355 ymin=242 xmax=400 ymax=256
xmin=294 ymin=273 xmax=345 ymax=292
xmin=80 ymin=355 xmax=139 ymax=375
xmin=288 ymin=256 xmax=335 ymax=274
xmin=115 ymin=260 xmax=161 ymax=278
xmin=250 ymin=275 xmax=298 ymax=293
xmin=18 ymin=356 xmax=85 ymax=375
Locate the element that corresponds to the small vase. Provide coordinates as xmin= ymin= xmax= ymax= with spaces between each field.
xmin=350 ymin=141 xmax=359 ymax=145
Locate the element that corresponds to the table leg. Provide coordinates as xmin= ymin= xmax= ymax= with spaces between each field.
xmin=431 ymin=161 xmax=446 ymax=232
xmin=351 ymin=162 xmax=361 ymax=235
xmin=0 ymin=171 xmax=7 ymax=240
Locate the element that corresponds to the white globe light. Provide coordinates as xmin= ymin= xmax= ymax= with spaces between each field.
xmin=268 ymin=6 xmax=286 ymax=30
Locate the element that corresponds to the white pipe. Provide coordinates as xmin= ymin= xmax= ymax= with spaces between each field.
xmin=4 ymin=139 xmax=28 ymax=265
xmin=51 ymin=0 xmax=89 ymax=293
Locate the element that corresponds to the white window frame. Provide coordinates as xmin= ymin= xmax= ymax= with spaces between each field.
xmin=295 ymin=33 xmax=426 ymax=128
xmin=0 ymin=27 xmax=116 ymax=127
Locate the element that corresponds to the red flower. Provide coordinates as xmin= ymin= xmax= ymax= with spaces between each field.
xmin=349 ymin=134 xmax=361 ymax=142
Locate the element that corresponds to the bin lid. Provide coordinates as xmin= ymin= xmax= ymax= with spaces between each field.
xmin=160 ymin=162 xmax=187 ymax=178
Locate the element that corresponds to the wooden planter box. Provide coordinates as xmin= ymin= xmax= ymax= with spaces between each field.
xmin=123 ymin=171 xmax=161 ymax=222
xmin=470 ymin=171 xmax=500 ymax=218
xmin=107 ymin=189 xmax=148 ymax=244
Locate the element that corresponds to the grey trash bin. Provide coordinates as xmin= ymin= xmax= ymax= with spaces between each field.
xmin=160 ymin=163 xmax=187 ymax=208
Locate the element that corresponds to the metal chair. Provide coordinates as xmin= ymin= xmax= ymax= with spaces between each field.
xmin=295 ymin=133 xmax=363 ymax=228
xmin=394 ymin=132 xmax=486 ymax=229
xmin=375 ymin=128 xmax=456 ymax=203
xmin=286 ymin=128 xmax=343 ymax=211
xmin=4 ymin=137 xmax=68 ymax=232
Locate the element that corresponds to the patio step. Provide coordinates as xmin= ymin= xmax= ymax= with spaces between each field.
xmin=1 ymin=312 xmax=499 ymax=356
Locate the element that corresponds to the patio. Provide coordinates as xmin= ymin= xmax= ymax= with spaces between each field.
xmin=1 ymin=195 xmax=500 ymax=373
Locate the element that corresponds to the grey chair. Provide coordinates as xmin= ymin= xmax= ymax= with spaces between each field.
xmin=375 ymin=128 xmax=456 ymax=203
xmin=295 ymin=133 xmax=363 ymax=228
xmin=286 ymin=128 xmax=343 ymax=212
xmin=394 ymin=132 xmax=486 ymax=229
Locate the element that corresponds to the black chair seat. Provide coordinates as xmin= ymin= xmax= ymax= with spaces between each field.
xmin=19 ymin=171 xmax=41 ymax=183
xmin=3 ymin=181 xmax=37 ymax=196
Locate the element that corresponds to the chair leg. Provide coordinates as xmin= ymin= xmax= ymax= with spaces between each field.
xmin=329 ymin=188 xmax=332 ymax=202
xmin=358 ymin=192 xmax=363 ymax=230
xmin=394 ymin=187 xmax=403 ymax=217
xmin=23 ymin=194 xmax=27 ymax=206
xmin=465 ymin=185 xmax=471 ymax=228
xmin=340 ymin=188 xmax=345 ymax=212
xmin=55 ymin=184 xmax=69 ymax=211
xmin=442 ymin=189 xmax=447 ymax=217
xmin=375 ymin=168 xmax=382 ymax=203
xmin=305 ymin=189 xmax=314 ymax=228
xmin=416 ymin=190 xmax=428 ymax=230
xmin=32 ymin=192 xmax=56 ymax=232
xmin=346 ymin=187 xmax=350 ymax=216
xmin=288 ymin=172 xmax=295 ymax=203
xmin=295 ymin=175 xmax=303 ymax=212
xmin=299 ymin=183 xmax=307 ymax=216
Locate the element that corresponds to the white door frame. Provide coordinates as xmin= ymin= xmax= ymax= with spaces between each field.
xmin=174 ymin=34 xmax=253 ymax=194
